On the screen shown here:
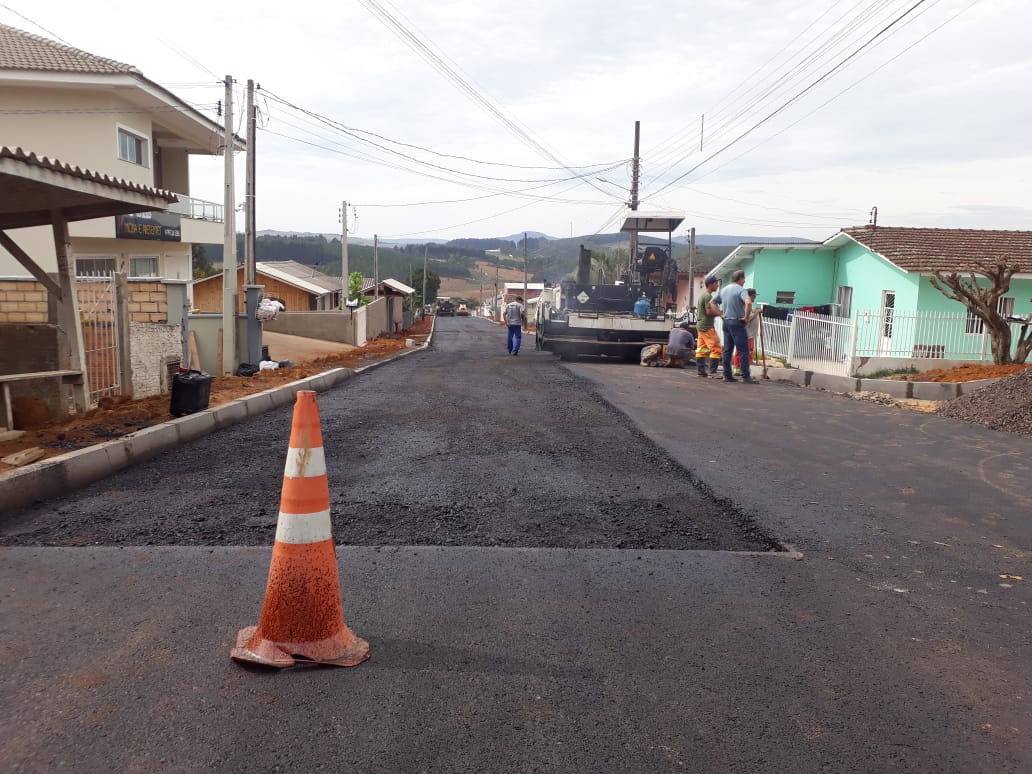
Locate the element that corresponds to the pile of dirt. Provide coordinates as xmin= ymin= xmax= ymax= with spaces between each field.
xmin=0 ymin=320 xmax=431 ymax=471
xmin=910 ymin=363 xmax=1030 ymax=382
xmin=936 ymin=367 xmax=1032 ymax=436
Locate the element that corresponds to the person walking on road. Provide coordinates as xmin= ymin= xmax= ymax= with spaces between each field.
xmin=715 ymin=270 xmax=757 ymax=383
xmin=505 ymin=295 xmax=526 ymax=355
xmin=694 ymin=275 xmax=723 ymax=378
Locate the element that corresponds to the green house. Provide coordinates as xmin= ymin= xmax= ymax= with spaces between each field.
xmin=710 ymin=226 xmax=1032 ymax=368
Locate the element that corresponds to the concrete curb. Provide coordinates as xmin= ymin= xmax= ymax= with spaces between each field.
xmin=774 ymin=367 xmax=1003 ymax=400
xmin=1 ymin=366 xmax=360 ymax=513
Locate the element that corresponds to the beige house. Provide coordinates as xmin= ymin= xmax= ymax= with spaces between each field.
xmin=0 ymin=23 xmax=233 ymax=282
xmin=0 ymin=24 xmax=242 ymax=415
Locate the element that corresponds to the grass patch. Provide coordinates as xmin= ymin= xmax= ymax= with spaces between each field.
xmin=854 ymin=366 xmax=919 ymax=380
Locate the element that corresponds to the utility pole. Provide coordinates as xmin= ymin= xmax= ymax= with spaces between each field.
xmin=688 ymin=226 xmax=697 ymax=313
xmin=422 ymin=244 xmax=427 ymax=309
xmin=629 ymin=120 xmax=640 ymax=275
xmin=344 ymin=200 xmax=352 ymax=305
xmin=494 ymin=256 xmax=499 ymax=321
xmin=221 ymin=74 xmax=238 ymax=375
xmin=523 ymin=232 xmax=528 ymax=330
xmin=243 ymin=78 xmax=262 ymax=365
xmin=373 ymin=234 xmax=379 ymax=299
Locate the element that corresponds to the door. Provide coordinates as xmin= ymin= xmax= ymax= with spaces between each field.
xmin=879 ymin=290 xmax=895 ymax=355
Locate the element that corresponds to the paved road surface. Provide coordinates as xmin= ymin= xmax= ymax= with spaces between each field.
xmin=1 ymin=315 xmax=1030 ymax=773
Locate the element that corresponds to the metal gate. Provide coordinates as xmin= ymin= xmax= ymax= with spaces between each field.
xmin=76 ymin=274 xmax=121 ymax=404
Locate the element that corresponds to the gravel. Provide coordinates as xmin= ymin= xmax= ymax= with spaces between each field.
xmin=0 ymin=317 xmax=780 ymax=552
xmin=936 ymin=367 xmax=1032 ymax=436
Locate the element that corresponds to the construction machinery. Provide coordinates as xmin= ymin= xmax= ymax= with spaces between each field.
xmin=535 ymin=211 xmax=686 ymax=361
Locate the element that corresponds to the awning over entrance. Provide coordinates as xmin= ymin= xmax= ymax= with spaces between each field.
xmin=0 ymin=146 xmax=178 ymax=415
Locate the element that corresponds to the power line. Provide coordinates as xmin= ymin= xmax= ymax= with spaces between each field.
xmin=0 ymin=3 xmax=70 ymax=44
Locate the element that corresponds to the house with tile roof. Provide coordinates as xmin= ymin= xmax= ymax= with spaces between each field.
xmin=710 ymin=226 xmax=1032 ymax=367
xmin=0 ymin=23 xmax=239 ymax=283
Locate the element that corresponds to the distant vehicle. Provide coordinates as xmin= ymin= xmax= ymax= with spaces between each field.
xmin=456 ymin=303 xmax=470 ymax=316
xmin=437 ymin=300 xmax=455 ymax=316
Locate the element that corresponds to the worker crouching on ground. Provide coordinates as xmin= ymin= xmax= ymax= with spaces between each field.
xmin=665 ymin=321 xmax=696 ymax=368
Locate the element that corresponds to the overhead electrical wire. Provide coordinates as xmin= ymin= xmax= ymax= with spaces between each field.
xmin=643 ymin=0 xmax=934 ymax=201
xmin=355 ymin=0 xmax=619 ymax=200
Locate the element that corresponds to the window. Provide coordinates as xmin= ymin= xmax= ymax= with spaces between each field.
xmin=836 ymin=285 xmax=853 ymax=318
xmin=775 ymin=290 xmax=796 ymax=305
xmin=130 ymin=255 xmax=159 ymax=277
xmin=75 ymin=257 xmax=116 ymax=277
xmin=966 ymin=297 xmax=1014 ymax=334
xmin=117 ymin=127 xmax=148 ymax=166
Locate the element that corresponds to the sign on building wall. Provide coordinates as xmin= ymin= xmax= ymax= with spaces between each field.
xmin=116 ymin=211 xmax=182 ymax=241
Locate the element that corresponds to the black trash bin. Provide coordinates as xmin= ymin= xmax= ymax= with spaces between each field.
xmin=261 ymin=344 xmax=270 ymax=362
xmin=170 ymin=370 xmax=212 ymax=417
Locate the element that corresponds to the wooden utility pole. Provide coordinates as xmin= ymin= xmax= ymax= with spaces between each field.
xmin=221 ymin=74 xmax=238 ymax=375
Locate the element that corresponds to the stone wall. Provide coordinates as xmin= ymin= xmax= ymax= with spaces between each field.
xmin=129 ymin=322 xmax=182 ymax=397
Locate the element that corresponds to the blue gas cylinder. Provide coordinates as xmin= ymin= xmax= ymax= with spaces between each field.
xmin=633 ymin=297 xmax=651 ymax=317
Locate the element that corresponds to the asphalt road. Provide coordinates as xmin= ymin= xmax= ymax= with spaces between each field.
xmin=1 ymin=315 xmax=1030 ymax=773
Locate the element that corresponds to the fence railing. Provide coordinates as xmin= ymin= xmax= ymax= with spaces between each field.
xmin=167 ymin=193 xmax=223 ymax=222
xmin=751 ymin=308 xmax=1014 ymax=376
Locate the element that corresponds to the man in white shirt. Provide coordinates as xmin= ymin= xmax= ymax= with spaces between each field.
xmin=504 ymin=296 xmax=526 ymax=356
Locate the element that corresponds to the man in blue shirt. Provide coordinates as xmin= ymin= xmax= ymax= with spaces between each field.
xmin=714 ymin=270 xmax=757 ymax=383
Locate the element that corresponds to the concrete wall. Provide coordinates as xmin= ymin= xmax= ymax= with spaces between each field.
xmin=0 ymin=324 xmax=62 ymax=424
xmin=263 ymin=297 xmax=390 ymax=347
xmin=851 ymin=356 xmax=992 ymax=376
xmin=186 ymin=314 xmax=249 ymax=375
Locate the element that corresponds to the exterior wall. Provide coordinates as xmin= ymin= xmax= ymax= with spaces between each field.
xmin=0 ymin=229 xmax=191 ymax=280
xmin=0 ymin=279 xmax=49 ymax=323
xmin=128 ymin=322 xmax=182 ymax=396
xmin=749 ymin=248 xmax=836 ymax=306
xmin=0 ymin=324 xmax=62 ymax=424
xmin=264 ymin=311 xmax=357 ymax=344
xmin=833 ymin=241 xmax=920 ymax=312
xmin=126 ymin=280 xmax=170 ymax=323
xmin=0 ymin=85 xmax=158 ymax=186
xmin=158 ymin=147 xmax=190 ymax=192
xmin=191 ymin=269 xmax=320 ymax=313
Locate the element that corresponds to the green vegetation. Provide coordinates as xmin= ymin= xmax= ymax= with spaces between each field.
xmin=191 ymin=244 xmax=217 ymax=279
xmin=853 ymin=366 xmax=919 ymax=380
xmin=406 ymin=268 xmax=441 ymax=307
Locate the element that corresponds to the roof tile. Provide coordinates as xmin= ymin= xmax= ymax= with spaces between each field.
xmin=843 ymin=226 xmax=1032 ymax=273
xmin=0 ymin=23 xmax=139 ymax=74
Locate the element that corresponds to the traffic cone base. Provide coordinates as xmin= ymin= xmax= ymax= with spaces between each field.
xmin=231 ymin=390 xmax=369 ymax=669
xmin=232 ymin=625 xmax=370 ymax=668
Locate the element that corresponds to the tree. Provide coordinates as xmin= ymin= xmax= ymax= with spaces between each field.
xmin=407 ymin=268 xmax=441 ymax=307
xmin=592 ymin=247 xmax=628 ymax=283
xmin=192 ymin=243 xmax=216 ymax=279
xmin=347 ymin=272 xmax=371 ymax=307
xmin=929 ymin=260 xmax=1032 ymax=365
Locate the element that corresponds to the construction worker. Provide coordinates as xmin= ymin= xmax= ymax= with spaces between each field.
xmin=695 ymin=275 xmax=723 ymax=378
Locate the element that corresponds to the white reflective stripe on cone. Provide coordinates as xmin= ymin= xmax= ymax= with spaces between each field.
xmin=275 ymin=509 xmax=333 ymax=544
xmin=283 ymin=447 xmax=327 ymax=479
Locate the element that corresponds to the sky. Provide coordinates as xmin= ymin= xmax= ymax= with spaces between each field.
xmin=3 ymin=0 xmax=1031 ymax=243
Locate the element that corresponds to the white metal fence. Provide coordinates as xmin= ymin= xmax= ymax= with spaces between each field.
xmin=76 ymin=274 xmax=121 ymax=403
xmin=754 ymin=308 xmax=1013 ymax=376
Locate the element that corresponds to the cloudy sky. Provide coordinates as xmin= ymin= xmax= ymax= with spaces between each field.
xmin=3 ymin=0 xmax=1030 ymax=242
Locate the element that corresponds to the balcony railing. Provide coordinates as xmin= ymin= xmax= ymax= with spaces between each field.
xmin=168 ymin=193 xmax=223 ymax=222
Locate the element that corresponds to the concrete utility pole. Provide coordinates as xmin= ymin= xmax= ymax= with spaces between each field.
xmin=629 ymin=121 xmax=640 ymax=273
xmin=494 ymin=256 xmax=500 ymax=321
xmin=523 ymin=232 xmax=528 ymax=331
xmin=243 ymin=78 xmax=262 ymax=365
xmin=688 ymin=226 xmax=696 ymax=311
xmin=221 ymin=74 xmax=238 ymax=375
xmin=373 ymin=234 xmax=379 ymax=299
xmin=341 ymin=200 xmax=349 ymax=306
xmin=421 ymin=244 xmax=427 ymax=308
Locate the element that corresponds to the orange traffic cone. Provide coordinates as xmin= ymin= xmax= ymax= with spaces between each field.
xmin=231 ymin=390 xmax=370 ymax=668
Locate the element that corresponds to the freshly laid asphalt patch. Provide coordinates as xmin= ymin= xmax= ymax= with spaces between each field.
xmin=1 ymin=316 xmax=779 ymax=553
